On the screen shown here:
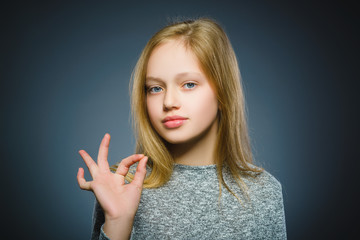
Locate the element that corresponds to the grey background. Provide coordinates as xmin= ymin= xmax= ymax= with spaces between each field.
xmin=1 ymin=0 xmax=357 ymax=239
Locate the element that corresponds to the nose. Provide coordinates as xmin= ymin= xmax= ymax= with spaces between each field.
xmin=163 ymin=87 xmax=180 ymax=111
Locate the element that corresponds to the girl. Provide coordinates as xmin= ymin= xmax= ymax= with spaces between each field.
xmin=77 ymin=18 xmax=287 ymax=240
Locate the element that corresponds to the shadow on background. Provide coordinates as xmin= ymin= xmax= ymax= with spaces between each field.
xmin=1 ymin=0 xmax=357 ymax=239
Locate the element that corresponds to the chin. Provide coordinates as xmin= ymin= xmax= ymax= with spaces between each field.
xmin=160 ymin=133 xmax=192 ymax=145
xmin=163 ymin=137 xmax=190 ymax=145
xmin=162 ymin=132 xmax=202 ymax=145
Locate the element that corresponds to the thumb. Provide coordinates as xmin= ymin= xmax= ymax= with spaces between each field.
xmin=130 ymin=156 xmax=148 ymax=189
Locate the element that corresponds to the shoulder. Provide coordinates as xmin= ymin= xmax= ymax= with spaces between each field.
xmin=253 ymin=169 xmax=282 ymax=191
xmin=240 ymin=166 xmax=287 ymax=237
xmin=240 ymin=165 xmax=283 ymax=200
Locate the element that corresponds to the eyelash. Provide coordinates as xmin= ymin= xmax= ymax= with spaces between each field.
xmin=183 ymin=82 xmax=196 ymax=89
xmin=146 ymin=82 xmax=197 ymax=93
xmin=148 ymin=86 xmax=163 ymax=93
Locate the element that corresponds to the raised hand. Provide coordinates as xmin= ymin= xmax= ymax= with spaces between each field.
xmin=77 ymin=133 xmax=148 ymax=224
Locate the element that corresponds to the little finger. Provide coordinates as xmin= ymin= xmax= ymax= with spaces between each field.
xmin=77 ymin=168 xmax=92 ymax=191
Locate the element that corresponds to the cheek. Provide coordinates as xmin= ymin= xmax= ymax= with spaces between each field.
xmin=186 ymin=89 xmax=218 ymax=120
xmin=200 ymin=98 xmax=218 ymax=120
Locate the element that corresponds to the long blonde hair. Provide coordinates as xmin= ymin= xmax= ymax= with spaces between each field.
xmin=113 ymin=18 xmax=263 ymax=202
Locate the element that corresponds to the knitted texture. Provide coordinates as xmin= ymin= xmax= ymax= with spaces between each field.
xmin=91 ymin=163 xmax=287 ymax=239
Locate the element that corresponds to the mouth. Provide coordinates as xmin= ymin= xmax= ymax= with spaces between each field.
xmin=162 ymin=115 xmax=188 ymax=129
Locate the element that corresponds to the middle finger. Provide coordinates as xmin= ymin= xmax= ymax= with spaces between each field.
xmin=97 ymin=133 xmax=110 ymax=171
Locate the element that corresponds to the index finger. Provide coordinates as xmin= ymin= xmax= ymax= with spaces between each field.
xmin=115 ymin=154 xmax=145 ymax=176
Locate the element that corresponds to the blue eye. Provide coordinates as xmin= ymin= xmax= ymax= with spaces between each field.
xmin=184 ymin=82 xmax=196 ymax=89
xmin=149 ymin=86 xmax=163 ymax=93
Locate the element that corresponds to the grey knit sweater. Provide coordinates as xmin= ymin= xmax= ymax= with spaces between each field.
xmin=91 ymin=163 xmax=287 ymax=239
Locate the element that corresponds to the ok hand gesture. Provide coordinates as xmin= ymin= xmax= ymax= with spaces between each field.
xmin=77 ymin=133 xmax=148 ymax=222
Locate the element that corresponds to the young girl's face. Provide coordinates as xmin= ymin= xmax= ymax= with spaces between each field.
xmin=145 ymin=40 xmax=219 ymax=144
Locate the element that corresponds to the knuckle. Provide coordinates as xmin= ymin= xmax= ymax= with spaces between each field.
xmin=79 ymin=183 xmax=86 ymax=189
xmin=120 ymin=164 xmax=129 ymax=171
xmin=136 ymin=186 xmax=142 ymax=193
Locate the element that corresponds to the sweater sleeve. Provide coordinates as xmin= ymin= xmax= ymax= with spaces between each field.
xmin=91 ymin=200 xmax=110 ymax=240
xmin=90 ymin=163 xmax=138 ymax=240
xmin=271 ymin=181 xmax=287 ymax=239
xmin=255 ymin=171 xmax=287 ymax=239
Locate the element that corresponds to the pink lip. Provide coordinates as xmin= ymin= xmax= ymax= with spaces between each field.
xmin=162 ymin=115 xmax=188 ymax=129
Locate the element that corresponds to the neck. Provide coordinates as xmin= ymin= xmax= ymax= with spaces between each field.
xmin=168 ymin=119 xmax=218 ymax=166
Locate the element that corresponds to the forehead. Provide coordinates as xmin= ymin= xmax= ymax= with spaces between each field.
xmin=146 ymin=40 xmax=204 ymax=79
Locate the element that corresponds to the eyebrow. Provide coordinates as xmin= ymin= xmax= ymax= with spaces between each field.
xmin=145 ymin=72 xmax=204 ymax=82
